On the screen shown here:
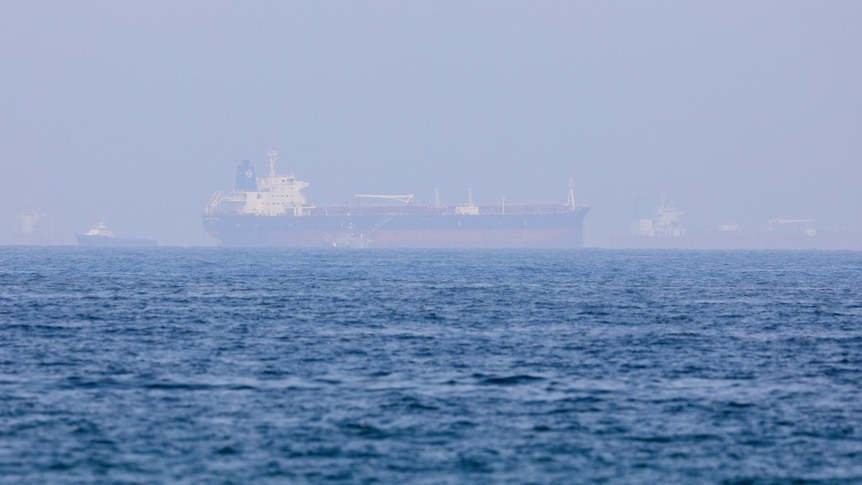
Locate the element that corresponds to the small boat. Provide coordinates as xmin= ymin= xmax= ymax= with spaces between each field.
xmin=75 ymin=219 xmax=157 ymax=247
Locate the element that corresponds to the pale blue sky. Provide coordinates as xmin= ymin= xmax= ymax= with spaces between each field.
xmin=2 ymin=1 xmax=860 ymax=246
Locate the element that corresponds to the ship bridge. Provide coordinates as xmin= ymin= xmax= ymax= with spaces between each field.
xmin=209 ymin=151 xmax=314 ymax=216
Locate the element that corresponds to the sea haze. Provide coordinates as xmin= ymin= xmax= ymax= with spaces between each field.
xmin=1 ymin=248 xmax=861 ymax=483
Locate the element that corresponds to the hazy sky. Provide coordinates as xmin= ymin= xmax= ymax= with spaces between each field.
xmin=2 ymin=1 xmax=860 ymax=246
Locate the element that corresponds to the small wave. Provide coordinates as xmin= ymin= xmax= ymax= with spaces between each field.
xmin=339 ymin=421 xmax=388 ymax=440
xmin=479 ymin=374 xmax=546 ymax=386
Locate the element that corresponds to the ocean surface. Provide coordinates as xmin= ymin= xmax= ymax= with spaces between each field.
xmin=1 ymin=247 xmax=861 ymax=484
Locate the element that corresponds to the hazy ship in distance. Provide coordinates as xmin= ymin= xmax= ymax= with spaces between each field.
xmin=630 ymin=194 xmax=686 ymax=238
xmin=75 ymin=219 xmax=158 ymax=248
xmin=13 ymin=208 xmax=63 ymax=245
xmin=618 ymin=194 xmax=859 ymax=250
xmin=203 ymin=150 xmax=590 ymax=248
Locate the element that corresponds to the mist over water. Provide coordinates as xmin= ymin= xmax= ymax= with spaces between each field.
xmin=2 ymin=247 xmax=862 ymax=482
xmin=2 ymin=2 xmax=861 ymax=247
xmin=3 ymin=4 xmax=862 ymax=479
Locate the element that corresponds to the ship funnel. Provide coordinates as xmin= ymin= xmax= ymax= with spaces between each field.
xmin=235 ymin=160 xmax=258 ymax=191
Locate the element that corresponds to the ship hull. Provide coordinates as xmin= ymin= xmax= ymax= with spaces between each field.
xmin=613 ymin=230 xmax=862 ymax=250
xmin=75 ymin=234 xmax=158 ymax=248
xmin=204 ymin=208 xmax=590 ymax=248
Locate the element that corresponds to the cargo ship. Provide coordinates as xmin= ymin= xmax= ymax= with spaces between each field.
xmin=616 ymin=195 xmax=861 ymax=250
xmin=203 ymin=151 xmax=590 ymax=248
xmin=13 ymin=208 xmax=63 ymax=245
xmin=75 ymin=219 xmax=158 ymax=248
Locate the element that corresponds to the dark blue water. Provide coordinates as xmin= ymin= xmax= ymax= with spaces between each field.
xmin=2 ymin=248 xmax=861 ymax=484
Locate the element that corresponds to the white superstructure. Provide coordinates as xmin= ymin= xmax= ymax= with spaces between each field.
xmin=84 ymin=219 xmax=115 ymax=238
xmin=632 ymin=194 xmax=686 ymax=237
xmin=208 ymin=151 xmax=313 ymax=217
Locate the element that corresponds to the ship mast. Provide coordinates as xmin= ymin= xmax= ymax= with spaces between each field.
xmin=567 ymin=178 xmax=576 ymax=210
xmin=267 ymin=150 xmax=278 ymax=178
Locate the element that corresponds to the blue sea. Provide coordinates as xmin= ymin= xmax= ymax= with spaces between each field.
xmin=1 ymin=247 xmax=861 ymax=484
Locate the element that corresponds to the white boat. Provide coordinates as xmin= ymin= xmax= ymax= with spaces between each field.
xmin=75 ymin=219 xmax=157 ymax=247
